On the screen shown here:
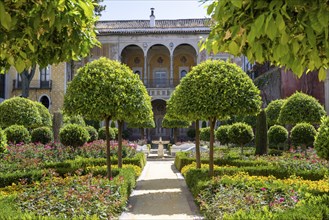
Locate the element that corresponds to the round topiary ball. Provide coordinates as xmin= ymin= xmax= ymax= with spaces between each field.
xmin=4 ymin=125 xmax=31 ymax=144
xmin=265 ymin=99 xmax=285 ymax=126
xmin=0 ymin=97 xmax=42 ymax=128
xmin=59 ymin=124 xmax=89 ymax=148
xmin=85 ymin=126 xmax=98 ymax=142
xmin=0 ymin=128 xmax=8 ymax=153
xmin=200 ymin=127 xmax=210 ymax=141
xmin=187 ymin=128 xmax=196 ymax=140
xmin=34 ymin=102 xmax=52 ymax=127
xmin=278 ymin=92 xmax=326 ymax=125
xmin=290 ymin=122 xmax=316 ymax=148
xmin=314 ymin=117 xmax=329 ymax=160
xmin=268 ymin=125 xmax=288 ymax=145
xmin=228 ymin=122 xmax=254 ymax=146
xmin=98 ymin=127 xmax=115 ymax=140
xmin=215 ymin=125 xmax=231 ymax=145
xmin=31 ymin=127 xmax=53 ymax=144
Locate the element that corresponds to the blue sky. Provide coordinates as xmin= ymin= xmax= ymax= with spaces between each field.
xmin=99 ymin=0 xmax=209 ymax=20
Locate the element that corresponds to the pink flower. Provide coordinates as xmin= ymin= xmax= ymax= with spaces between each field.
xmin=261 ymin=187 xmax=266 ymax=191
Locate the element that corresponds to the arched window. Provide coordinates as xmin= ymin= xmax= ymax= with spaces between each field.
xmin=180 ymin=70 xmax=187 ymax=78
xmin=39 ymin=95 xmax=51 ymax=109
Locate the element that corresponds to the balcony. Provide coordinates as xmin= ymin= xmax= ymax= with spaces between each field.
xmin=13 ymin=80 xmax=52 ymax=90
xmin=143 ymin=79 xmax=181 ymax=88
xmin=143 ymin=79 xmax=181 ymax=100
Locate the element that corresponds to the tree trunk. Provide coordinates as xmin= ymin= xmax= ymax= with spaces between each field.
xmin=195 ymin=119 xmax=201 ymax=169
xmin=140 ymin=128 xmax=145 ymax=140
xmin=105 ymin=116 xmax=112 ymax=180
xmin=173 ymin=128 xmax=178 ymax=144
xmin=118 ymin=120 xmax=123 ymax=168
xmin=20 ymin=65 xmax=36 ymax=98
xmin=209 ymin=117 xmax=216 ymax=177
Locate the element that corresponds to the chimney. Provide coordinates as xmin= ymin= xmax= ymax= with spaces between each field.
xmin=150 ymin=8 xmax=155 ymax=27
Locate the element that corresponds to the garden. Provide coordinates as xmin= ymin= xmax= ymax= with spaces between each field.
xmin=0 ymin=58 xmax=154 ymax=219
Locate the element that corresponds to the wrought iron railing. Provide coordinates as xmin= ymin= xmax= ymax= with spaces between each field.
xmin=13 ymin=80 xmax=52 ymax=90
xmin=143 ymin=79 xmax=181 ymax=88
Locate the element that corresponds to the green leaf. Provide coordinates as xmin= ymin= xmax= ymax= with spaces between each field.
xmin=231 ymin=0 xmax=243 ymax=8
xmin=15 ymin=58 xmax=26 ymax=73
xmin=318 ymin=67 xmax=327 ymax=81
xmin=79 ymin=1 xmax=93 ymax=18
xmin=228 ymin=41 xmax=239 ymax=55
xmin=255 ymin=14 xmax=265 ymax=33
xmin=0 ymin=3 xmax=12 ymax=31
xmin=276 ymin=14 xmax=285 ymax=31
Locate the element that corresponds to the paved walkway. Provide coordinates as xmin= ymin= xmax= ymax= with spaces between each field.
xmin=120 ymin=159 xmax=203 ymax=219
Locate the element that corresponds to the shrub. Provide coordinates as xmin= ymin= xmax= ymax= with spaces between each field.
xmin=278 ymin=92 xmax=326 ymax=125
xmin=34 ymin=102 xmax=52 ymax=127
xmin=314 ymin=116 xmax=329 ymax=160
xmin=255 ymin=109 xmax=268 ymax=155
xmin=0 ymin=97 xmax=41 ymax=129
xmin=268 ymin=125 xmax=288 ymax=149
xmin=98 ymin=127 xmax=116 ymax=140
xmin=187 ymin=128 xmax=196 ymax=140
xmin=63 ymin=114 xmax=86 ymax=126
xmin=265 ymin=99 xmax=285 ymax=126
xmin=200 ymin=127 xmax=210 ymax=141
xmin=0 ymin=128 xmax=7 ymax=153
xmin=59 ymin=124 xmax=89 ymax=148
xmin=290 ymin=123 xmax=316 ymax=148
xmin=228 ymin=122 xmax=254 ymax=155
xmin=215 ymin=125 xmax=231 ymax=145
xmin=85 ymin=126 xmax=98 ymax=142
xmin=31 ymin=127 xmax=53 ymax=144
xmin=4 ymin=125 xmax=31 ymax=144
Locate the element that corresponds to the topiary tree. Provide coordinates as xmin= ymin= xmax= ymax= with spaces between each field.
xmin=265 ymin=99 xmax=285 ymax=126
xmin=64 ymin=58 xmax=152 ymax=179
xmin=162 ymin=114 xmax=190 ymax=144
xmin=200 ymin=127 xmax=211 ymax=142
xmin=98 ymin=127 xmax=115 ymax=140
xmin=4 ymin=125 xmax=31 ymax=144
xmin=215 ymin=125 xmax=231 ymax=146
xmin=168 ymin=60 xmax=261 ymax=176
xmin=0 ymin=129 xmax=7 ymax=153
xmin=228 ymin=122 xmax=254 ymax=156
xmin=278 ymin=92 xmax=326 ymax=126
xmin=268 ymin=125 xmax=288 ymax=150
xmin=85 ymin=126 xmax=98 ymax=142
xmin=187 ymin=127 xmax=196 ymax=140
xmin=255 ymin=109 xmax=268 ymax=155
xmin=290 ymin=122 xmax=317 ymax=156
xmin=31 ymin=127 xmax=53 ymax=144
xmin=314 ymin=116 xmax=329 ymax=161
xmin=63 ymin=114 xmax=86 ymax=126
xmin=34 ymin=102 xmax=52 ymax=127
xmin=0 ymin=97 xmax=42 ymax=129
xmin=59 ymin=124 xmax=89 ymax=148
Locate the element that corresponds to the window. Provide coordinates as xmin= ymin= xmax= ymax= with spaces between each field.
xmin=155 ymin=71 xmax=167 ymax=87
xmin=180 ymin=70 xmax=187 ymax=78
xmin=39 ymin=95 xmax=50 ymax=109
xmin=40 ymin=65 xmax=51 ymax=88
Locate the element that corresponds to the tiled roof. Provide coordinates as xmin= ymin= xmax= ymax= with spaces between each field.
xmin=96 ymin=18 xmax=211 ymax=35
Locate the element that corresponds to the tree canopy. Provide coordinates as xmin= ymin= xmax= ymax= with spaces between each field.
xmin=278 ymin=92 xmax=326 ymax=125
xmin=202 ymin=0 xmax=329 ymax=80
xmin=0 ymin=0 xmax=99 ymax=73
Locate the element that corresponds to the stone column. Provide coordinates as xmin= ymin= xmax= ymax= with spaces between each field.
xmin=144 ymin=56 xmax=147 ymax=85
xmin=170 ymin=54 xmax=174 ymax=87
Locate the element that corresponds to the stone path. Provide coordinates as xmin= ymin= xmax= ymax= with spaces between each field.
xmin=119 ymin=159 xmax=203 ymax=219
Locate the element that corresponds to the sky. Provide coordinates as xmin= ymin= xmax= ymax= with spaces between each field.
xmin=99 ymin=0 xmax=209 ymax=21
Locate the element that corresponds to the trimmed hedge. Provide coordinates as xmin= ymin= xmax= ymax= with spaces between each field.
xmin=0 ymin=153 xmax=146 ymax=188
xmin=4 ymin=125 xmax=31 ymax=144
xmin=59 ymin=124 xmax=89 ymax=148
xmin=31 ymin=126 xmax=53 ymax=144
